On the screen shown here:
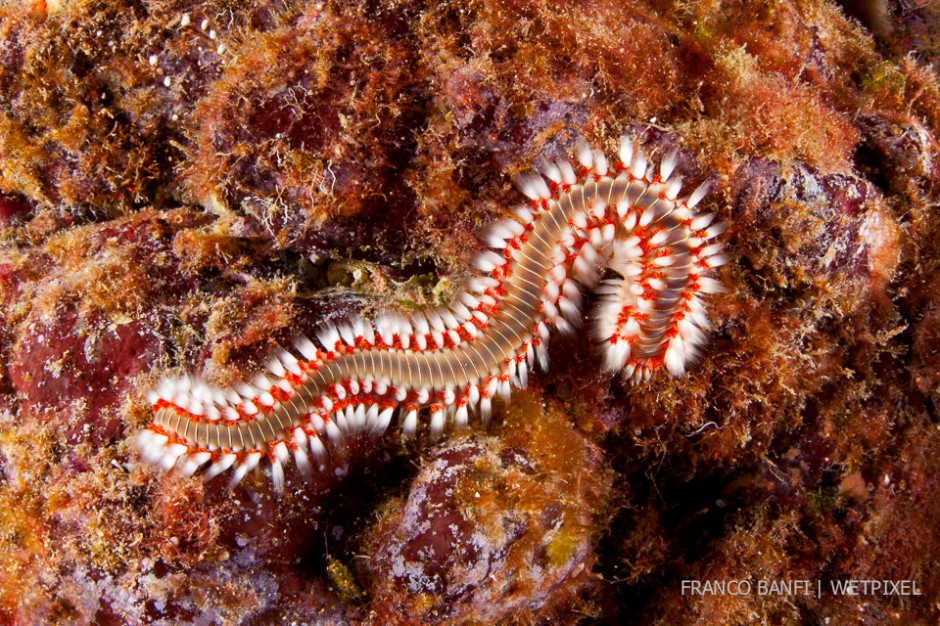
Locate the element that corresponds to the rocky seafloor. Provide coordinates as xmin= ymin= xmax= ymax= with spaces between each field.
xmin=1 ymin=0 xmax=940 ymax=624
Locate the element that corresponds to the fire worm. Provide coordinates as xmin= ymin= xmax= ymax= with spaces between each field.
xmin=138 ymin=137 xmax=728 ymax=492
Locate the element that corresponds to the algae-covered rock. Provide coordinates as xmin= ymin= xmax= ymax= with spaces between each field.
xmin=1 ymin=0 xmax=939 ymax=624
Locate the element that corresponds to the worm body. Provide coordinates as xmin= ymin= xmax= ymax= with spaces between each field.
xmin=138 ymin=137 xmax=727 ymax=492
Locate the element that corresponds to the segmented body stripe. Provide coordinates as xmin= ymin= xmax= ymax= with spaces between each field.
xmin=139 ymin=137 xmax=728 ymax=492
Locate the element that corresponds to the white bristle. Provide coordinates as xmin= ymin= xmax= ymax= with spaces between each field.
xmin=576 ymin=139 xmax=594 ymax=169
xmin=700 ymin=242 xmax=724 ymax=258
xmin=480 ymin=397 xmax=492 ymax=425
xmin=459 ymin=291 xmax=480 ymax=309
xmin=229 ymin=452 xmax=262 ymax=490
xmin=455 ymin=404 xmax=469 ymax=429
xmin=365 ymin=404 xmax=378 ymax=429
xmin=402 ymin=409 xmax=418 ymax=437
xmin=593 ymin=149 xmax=608 ymax=176
xmin=539 ymin=157 xmax=563 ymax=183
xmin=267 ymin=359 xmax=286 ymax=377
xmin=686 ymin=182 xmax=710 ymax=208
xmin=604 ymin=340 xmax=631 ymax=373
xmin=704 ymin=222 xmax=728 ymax=239
xmin=309 ymin=436 xmax=327 ymax=463
xmin=253 ymin=374 xmax=273 ymax=392
xmin=664 ymin=340 xmax=687 ymax=376
xmin=270 ymin=458 xmax=285 ymax=494
xmin=317 ymin=323 xmax=340 ymax=351
xmin=335 ymin=408 xmax=350 ymax=433
xmin=475 ymin=250 xmax=507 ymax=272
xmin=571 ymin=211 xmax=587 ymax=230
xmin=202 ymin=453 xmax=237 ymax=482
xmin=451 ymin=301 xmax=471 ymax=320
xmin=271 ymin=441 xmax=289 ymax=464
xmin=429 ymin=408 xmax=445 ymax=439
xmin=690 ymin=212 xmax=715 ymax=231
xmin=159 ymin=444 xmax=188 ymax=471
xmin=292 ymin=429 xmax=312 ymax=475
xmin=325 ymin=420 xmax=343 ymax=445
xmin=377 ymin=407 xmax=395 ymax=433
xmin=665 ymin=177 xmax=682 ymax=200
xmin=294 ymin=337 xmax=317 ymax=361
xmin=468 ymin=384 xmax=481 ymax=405
xmin=293 ymin=445 xmax=311 ymax=477
xmin=649 ymin=229 xmax=669 ymax=246
xmin=558 ymin=296 xmax=580 ymax=321
xmin=498 ymin=378 xmax=511 ymax=403
xmin=705 ymin=253 xmax=729 ymax=268
xmin=514 ymin=206 xmax=535 ymax=224
xmin=361 ymin=320 xmax=376 ymax=346
xmin=630 ymin=149 xmax=647 ymax=179
xmin=619 ymin=136 xmax=634 ymax=165
xmin=353 ymin=404 xmax=366 ymax=431
xmin=515 ymin=172 xmax=551 ymax=200
xmin=235 ymin=383 xmax=256 ymax=400
xmin=551 ymin=159 xmax=573 ymax=186
xmin=639 ymin=203 xmax=657 ymax=227
xmin=660 ymin=151 xmax=677 ymax=180
xmin=697 ymin=277 xmax=725 ymax=294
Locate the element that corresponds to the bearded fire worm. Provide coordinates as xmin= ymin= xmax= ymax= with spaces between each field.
xmin=138 ymin=136 xmax=728 ymax=492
